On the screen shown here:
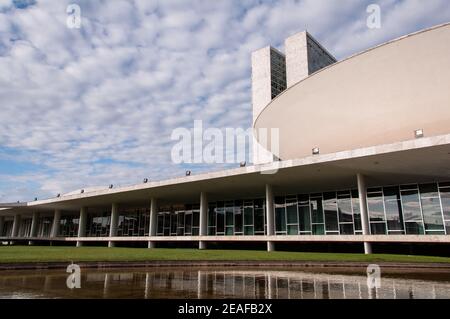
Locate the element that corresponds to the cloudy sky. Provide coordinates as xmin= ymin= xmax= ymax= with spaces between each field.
xmin=0 ymin=0 xmax=449 ymax=202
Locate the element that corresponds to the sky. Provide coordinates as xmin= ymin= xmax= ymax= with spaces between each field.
xmin=0 ymin=0 xmax=449 ymax=202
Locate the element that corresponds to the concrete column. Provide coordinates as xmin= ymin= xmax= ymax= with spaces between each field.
xmin=11 ymin=214 xmax=21 ymax=238
xmin=51 ymin=210 xmax=61 ymax=238
xmin=148 ymin=198 xmax=158 ymax=249
xmin=28 ymin=212 xmax=39 ymax=245
xmin=265 ymin=184 xmax=275 ymax=252
xmin=199 ymin=192 xmax=208 ymax=250
xmin=30 ymin=212 xmax=39 ymax=237
xmin=108 ymin=203 xmax=119 ymax=248
xmin=0 ymin=216 xmax=4 ymax=237
xmin=357 ymin=174 xmax=372 ymax=254
xmin=76 ymin=207 xmax=87 ymax=247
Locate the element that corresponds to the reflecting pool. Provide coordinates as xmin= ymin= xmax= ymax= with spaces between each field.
xmin=0 ymin=267 xmax=449 ymax=299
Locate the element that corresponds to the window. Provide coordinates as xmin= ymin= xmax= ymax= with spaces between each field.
xmin=323 ymin=192 xmax=338 ymax=233
xmin=286 ymin=196 xmax=298 ymax=235
xmin=216 ymin=202 xmax=225 ymax=235
xmin=383 ymin=187 xmax=404 ymax=233
xmin=420 ymin=183 xmax=445 ymax=233
xmin=337 ymin=191 xmax=354 ymax=235
xmin=234 ymin=201 xmax=243 ymax=235
xmin=351 ymin=190 xmax=362 ymax=233
xmin=225 ymin=201 xmax=234 ymax=235
xmin=254 ymin=199 xmax=265 ymax=234
xmin=275 ymin=196 xmax=286 ymax=234
xmin=439 ymin=186 xmax=450 ymax=220
xmin=400 ymin=187 xmax=424 ymax=235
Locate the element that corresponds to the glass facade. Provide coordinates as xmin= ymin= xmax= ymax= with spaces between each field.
xmin=1 ymin=220 xmax=13 ymax=237
xmin=269 ymin=182 xmax=448 ymax=236
xmin=117 ymin=208 xmax=150 ymax=237
xmin=157 ymin=204 xmax=200 ymax=236
xmin=59 ymin=214 xmax=80 ymax=237
xmin=36 ymin=216 xmax=53 ymax=238
xmin=275 ymin=191 xmax=362 ymax=236
xmin=207 ymin=199 xmax=266 ymax=236
xmin=86 ymin=210 xmax=111 ymax=237
xmin=2 ymin=182 xmax=449 ymax=239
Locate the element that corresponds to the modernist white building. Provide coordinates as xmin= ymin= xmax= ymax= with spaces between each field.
xmin=1 ymin=24 xmax=450 ymax=254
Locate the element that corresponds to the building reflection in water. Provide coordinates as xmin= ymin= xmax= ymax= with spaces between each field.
xmin=0 ymin=268 xmax=449 ymax=299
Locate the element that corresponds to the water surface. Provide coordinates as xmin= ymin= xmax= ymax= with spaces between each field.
xmin=0 ymin=267 xmax=449 ymax=299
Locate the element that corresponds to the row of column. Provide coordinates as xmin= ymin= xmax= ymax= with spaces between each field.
xmin=2 ymin=175 xmax=372 ymax=254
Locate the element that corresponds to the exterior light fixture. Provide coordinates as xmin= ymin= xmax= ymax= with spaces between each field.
xmin=81 ymin=189 xmax=85 ymax=194
xmin=143 ymin=178 xmax=149 ymax=183
xmin=414 ymin=129 xmax=424 ymax=138
xmin=240 ymin=161 xmax=247 ymax=167
xmin=109 ymin=184 xmax=114 ymax=189
xmin=312 ymin=147 xmax=320 ymax=155
xmin=186 ymin=170 xmax=192 ymax=176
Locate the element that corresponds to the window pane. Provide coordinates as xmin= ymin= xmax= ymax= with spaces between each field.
xmin=310 ymin=198 xmax=324 ymax=223
xmin=383 ymin=186 xmax=400 ymax=200
xmin=337 ymin=198 xmax=353 ymax=223
xmin=385 ymin=200 xmax=404 ymax=231
xmin=225 ymin=203 xmax=234 ymax=227
xmin=352 ymin=193 xmax=362 ymax=231
xmin=244 ymin=204 xmax=254 ymax=225
xmin=324 ymin=195 xmax=338 ymax=232
xmin=440 ymin=188 xmax=450 ymax=220
xmin=298 ymin=205 xmax=311 ymax=232
xmin=157 ymin=215 xmax=164 ymax=234
xmin=185 ymin=213 xmax=192 ymax=234
xmin=339 ymin=223 xmax=354 ymax=235
xmin=370 ymin=223 xmax=386 ymax=235
xmin=405 ymin=222 xmax=424 ymax=235
xmin=286 ymin=198 xmax=298 ymax=224
xmin=312 ymin=224 xmax=324 ymax=235
xmin=216 ymin=205 xmax=225 ymax=233
xmin=367 ymin=193 xmax=385 ymax=222
xmin=234 ymin=206 xmax=243 ymax=234
xmin=419 ymin=183 xmax=439 ymax=197
xmin=244 ymin=226 xmax=254 ymax=235
xmin=193 ymin=211 xmax=199 ymax=227
xmin=287 ymin=225 xmax=298 ymax=235
xmin=401 ymin=190 xmax=422 ymax=221
xmin=170 ymin=213 xmax=177 ymax=234
xmin=254 ymin=207 xmax=264 ymax=232
xmin=208 ymin=205 xmax=216 ymax=227
xmin=421 ymin=197 xmax=444 ymax=231
xmin=275 ymin=206 xmax=286 ymax=232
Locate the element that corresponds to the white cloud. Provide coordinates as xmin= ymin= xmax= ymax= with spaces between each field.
xmin=0 ymin=0 xmax=449 ymax=202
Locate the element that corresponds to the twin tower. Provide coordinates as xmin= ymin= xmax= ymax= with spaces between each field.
xmin=251 ymin=31 xmax=336 ymax=164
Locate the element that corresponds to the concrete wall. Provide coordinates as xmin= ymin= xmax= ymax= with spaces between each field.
xmin=255 ymin=23 xmax=450 ymax=160
xmin=251 ymin=47 xmax=286 ymax=164
xmin=285 ymin=31 xmax=336 ymax=88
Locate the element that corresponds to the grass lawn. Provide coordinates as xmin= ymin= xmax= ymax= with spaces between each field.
xmin=0 ymin=246 xmax=449 ymax=264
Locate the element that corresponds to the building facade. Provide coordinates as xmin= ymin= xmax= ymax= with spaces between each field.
xmin=1 ymin=24 xmax=450 ymax=254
